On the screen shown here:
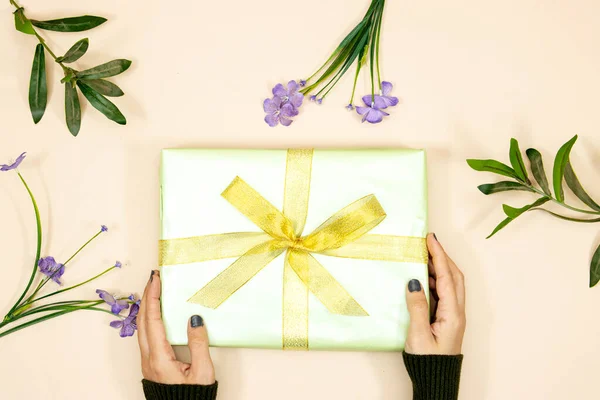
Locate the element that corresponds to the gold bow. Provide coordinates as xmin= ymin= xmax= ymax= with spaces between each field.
xmin=159 ymin=149 xmax=427 ymax=350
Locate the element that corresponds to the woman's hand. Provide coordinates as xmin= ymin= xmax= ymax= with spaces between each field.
xmin=405 ymin=233 xmax=466 ymax=355
xmin=138 ymin=270 xmax=216 ymax=385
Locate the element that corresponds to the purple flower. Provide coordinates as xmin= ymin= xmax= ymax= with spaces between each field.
xmin=97 ymin=289 xmax=130 ymax=315
xmin=361 ymin=81 xmax=399 ymax=109
xmin=263 ymin=96 xmax=298 ymax=127
xmin=110 ymin=301 xmax=139 ymax=337
xmin=38 ymin=257 xmax=65 ymax=284
xmin=299 ymin=79 xmax=307 ymax=87
xmin=309 ymin=95 xmax=317 ymax=102
xmin=101 ymin=225 xmax=108 ymax=232
xmin=115 ymin=261 xmax=122 ymax=268
xmin=316 ymin=98 xmax=323 ymax=105
xmin=355 ymin=104 xmax=390 ymax=124
xmin=345 ymin=104 xmax=354 ymax=111
xmin=1 ymin=152 xmax=26 ymax=172
xmin=272 ymin=80 xmax=303 ymax=108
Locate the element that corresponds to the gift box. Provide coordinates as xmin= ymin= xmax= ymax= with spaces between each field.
xmin=159 ymin=149 xmax=428 ymax=351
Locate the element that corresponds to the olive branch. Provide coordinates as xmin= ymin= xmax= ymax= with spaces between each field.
xmin=468 ymin=136 xmax=600 ymax=287
xmin=11 ymin=0 xmax=132 ymax=136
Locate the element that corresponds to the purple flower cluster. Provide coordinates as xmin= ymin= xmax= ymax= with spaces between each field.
xmin=97 ymin=287 xmax=139 ymax=337
xmin=355 ymin=81 xmax=400 ymax=124
xmin=263 ymin=80 xmax=304 ymax=127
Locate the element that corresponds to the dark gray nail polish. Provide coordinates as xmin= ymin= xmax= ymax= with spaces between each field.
xmin=191 ymin=315 xmax=204 ymax=328
xmin=149 ymin=270 xmax=154 ymax=282
xmin=408 ymin=279 xmax=421 ymax=292
xmin=433 ymin=233 xmax=438 ymax=242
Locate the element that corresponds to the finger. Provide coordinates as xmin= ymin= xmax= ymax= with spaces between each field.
xmin=447 ymin=256 xmax=466 ymax=310
xmin=144 ymin=270 xmax=176 ymax=361
xmin=137 ymin=270 xmax=154 ymax=358
xmin=405 ymin=279 xmax=434 ymax=344
xmin=187 ymin=315 xmax=216 ymax=385
xmin=427 ymin=234 xmax=458 ymax=311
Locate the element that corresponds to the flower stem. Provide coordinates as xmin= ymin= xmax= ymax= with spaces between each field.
xmin=27 ymin=229 xmax=105 ymax=301
xmin=28 ymin=266 xmax=117 ymax=305
xmin=0 ymin=303 xmax=104 ymax=339
xmin=5 ymin=173 xmax=42 ymax=319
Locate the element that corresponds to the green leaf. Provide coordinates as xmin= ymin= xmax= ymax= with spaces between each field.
xmin=76 ymin=60 xmax=132 ymax=80
xmin=590 ymin=244 xmax=600 ymax=288
xmin=478 ymin=181 xmax=535 ymax=195
xmin=509 ymin=138 xmax=530 ymax=184
xmin=14 ymin=8 xmax=35 ymax=35
xmin=487 ymin=217 xmax=513 ymax=239
xmin=57 ymin=38 xmax=89 ymax=63
xmin=64 ymin=83 xmax=81 ymax=136
xmin=530 ymin=208 xmax=600 ymax=223
xmin=467 ymin=159 xmax=520 ymax=180
xmin=564 ymin=161 xmax=600 ymax=212
xmin=503 ymin=197 xmax=550 ymax=219
xmin=30 ymin=16 xmax=107 ymax=32
xmin=80 ymin=79 xmax=124 ymax=97
xmin=526 ymin=148 xmax=551 ymax=195
xmin=77 ymin=81 xmax=126 ymax=125
xmin=28 ymin=44 xmax=47 ymax=124
xmin=553 ymin=135 xmax=578 ymax=202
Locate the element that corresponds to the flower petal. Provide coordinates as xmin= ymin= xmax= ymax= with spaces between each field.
xmin=0 ymin=152 xmax=26 ymax=172
xmin=355 ymin=106 xmax=370 ymax=115
xmin=265 ymin=114 xmax=279 ymax=127
xmin=279 ymin=116 xmax=293 ymax=126
xmin=263 ymin=98 xmax=278 ymax=113
xmin=120 ymin=323 xmax=136 ymax=337
xmin=281 ymin=103 xmax=298 ymax=118
xmin=381 ymin=81 xmax=393 ymax=96
xmin=365 ymin=109 xmax=387 ymax=124
xmin=289 ymin=93 xmax=304 ymax=108
xmin=96 ymin=289 xmax=116 ymax=305
xmin=110 ymin=320 xmax=123 ymax=328
xmin=382 ymin=95 xmax=399 ymax=107
xmin=272 ymin=83 xmax=287 ymax=97
xmin=287 ymin=80 xmax=299 ymax=94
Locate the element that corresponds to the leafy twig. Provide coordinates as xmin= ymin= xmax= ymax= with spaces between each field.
xmin=10 ymin=0 xmax=132 ymax=136
xmin=468 ymin=135 xmax=600 ymax=287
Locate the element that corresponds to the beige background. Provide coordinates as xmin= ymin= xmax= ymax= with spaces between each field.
xmin=1 ymin=0 xmax=600 ymax=399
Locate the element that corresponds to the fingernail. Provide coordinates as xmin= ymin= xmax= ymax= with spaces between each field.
xmin=433 ymin=233 xmax=438 ymax=242
xmin=149 ymin=270 xmax=154 ymax=282
xmin=408 ymin=279 xmax=421 ymax=292
xmin=190 ymin=315 xmax=204 ymax=328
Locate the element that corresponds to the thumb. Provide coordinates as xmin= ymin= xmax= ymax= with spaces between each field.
xmin=187 ymin=315 xmax=216 ymax=384
xmin=405 ymin=279 xmax=434 ymax=352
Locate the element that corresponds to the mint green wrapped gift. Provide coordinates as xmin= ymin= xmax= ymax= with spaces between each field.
xmin=159 ymin=149 xmax=428 ymax=351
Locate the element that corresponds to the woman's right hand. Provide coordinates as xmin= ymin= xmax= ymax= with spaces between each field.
xmin=404 ymin=233 xmax=466 ymax=355
xmin=138 ymin=270 xmax=216 ymax=385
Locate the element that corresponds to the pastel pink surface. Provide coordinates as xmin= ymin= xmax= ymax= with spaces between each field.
xmin=1 ymin=0 xmax=600 ymax=399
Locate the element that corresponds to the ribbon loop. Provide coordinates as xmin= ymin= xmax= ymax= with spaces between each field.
xmin=222 ymin=176 xmax=296 ymax=241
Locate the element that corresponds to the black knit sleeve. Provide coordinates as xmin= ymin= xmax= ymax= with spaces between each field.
xmin=402 ymin=352 xmax=463 ymax=400
xmin=142 ymin=379 xmax=218 ymax=400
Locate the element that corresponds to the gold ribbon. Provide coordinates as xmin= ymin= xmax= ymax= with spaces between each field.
xmin=159 ymin=149 xmax=427 ymax=350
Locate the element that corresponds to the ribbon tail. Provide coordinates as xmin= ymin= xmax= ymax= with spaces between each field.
xmin=288 ymin=250 xmax=368 ymax=317
xmin=188 ymin=240 xmax=286 ymax=307
xmin=319 ymin=234 xmax=428 ymax=264
xmin=282 ymin=251 xmax=309 ymax=350
xmin=159 ymin=232 xmax=272 ymax=266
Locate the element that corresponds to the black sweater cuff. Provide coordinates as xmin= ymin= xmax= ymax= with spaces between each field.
xmin=142 ymin=379 xmax=218 ymax=400
xmin=402 ymin=352 xmax=463 ymax=400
